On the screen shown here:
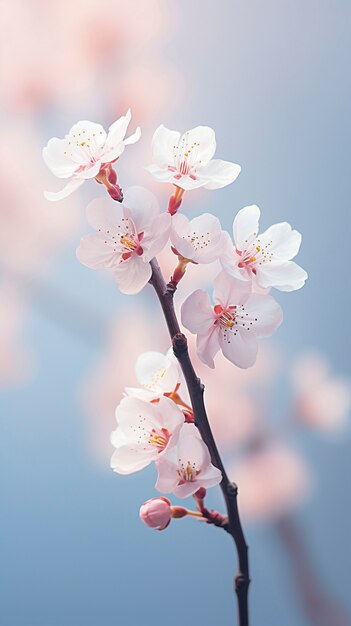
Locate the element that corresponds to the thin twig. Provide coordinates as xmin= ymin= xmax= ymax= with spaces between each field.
xmin=149 ymin=258 xmax=250 ymax=626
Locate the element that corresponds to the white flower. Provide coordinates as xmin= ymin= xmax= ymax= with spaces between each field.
xmin=76 ymin=186 xmax=171 ymax=295
xmin=181 ymin=271 xmax=283 ymax=369
xmin=221 ymin=205 xmax=307 ymax=292
xmin=156 ymin=424 xmax=222 ymax=498
xmin=43 ymin=110 xmax=141 ymax=201
xmin=146 ymin=124 xmax=241 ymax=191
xmin=170 ymin=213 xmax=223 ymax=264
xmin=125 ymin=350 xmax=181 ymax=401
xmin=111 ymin=396 xmax=184 ymax=475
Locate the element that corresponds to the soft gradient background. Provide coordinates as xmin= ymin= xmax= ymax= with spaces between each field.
xmin=1 ymin=1 xmax=351 ymax=625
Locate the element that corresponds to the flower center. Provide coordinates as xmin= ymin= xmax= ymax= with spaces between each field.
xmin=177 ymin=461 xmax=201 ymax=483
xmin=214 ymin=304 xmax=237 ymax=328
xmin=168 ymin=134 xmax=202 ymax=180
xmin=237 ymin=237 xmax=273 ymax=272
xmin=120 ymin=233 xmax=143 ymax=259
xmin=148 ymin=427 xmax=170 ymax=451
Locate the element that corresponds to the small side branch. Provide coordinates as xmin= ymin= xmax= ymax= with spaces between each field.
xmin=150 ymin=258 xmax=250 ymax=626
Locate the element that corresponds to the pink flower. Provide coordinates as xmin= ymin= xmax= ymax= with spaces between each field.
xmin=76 ymin=186 xmax=171 ymax=294
xmin=221 ymin=205 xmax=307 ymax=292
xmin=146 ymin=124 xmax=241 ymax=191
xmin=139 ymin=497 xmax=172 ymax=531
xmin=181 ymin=271 xmax=283 ymax=369
xmin=229 ymin=443 xmax=312 ymax=522
xmin=291 ymin=352 xmax=351 ymax=434
xmin=43 ymin=110 xmax=141 ymax=201
xmin=170 ymin=213 xmax=223 ymax=263
xmin=111 ymin=396 xmax=184 ymax=475
xmin=156 ymin=424 xmax=222 ymax=498
xmin=125 ymin=350 xmax=181 ymax=401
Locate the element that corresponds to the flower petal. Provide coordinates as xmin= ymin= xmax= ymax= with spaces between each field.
xmin=213 ymin=271 xmax=252 ymax=308
xmin=111 ymin=444 xmax=155 ymax=475
xmin=42 ymin=138 xmax=78 ymax=178
xmin=68 ymin=120 xmax=107 ymax=148
xmin=196 ymin=329 xmax=220 ymax=369
xmin=107 ymin=109 xmax=132 ymax=145
xmin=179 ymin=126 xmax=217 ymax=164
xmin=86 ymin=197 xmax=125 ymax=230
xmin=123 ymin=186 xmax=160 ymax=231
xmin=243 ymin=294 xmax=283 ymax=337
xmin=219 ymin=326 xmax=258 ymax=369
xmin=44 ymin=177 xmax=85 ymax=201
xmin=114 ymin=255 xmax=152 ymax=295
xmin=144 ymin=213 xmax=171 ymax=260
xmin=259 ymin=222 xmax=302 ymax=260
xmin=135 ymin=351 xmax=180 ymax=394
xmin=76 ymin=233 xmax=120 ymax=269
xmin=256 ymin=260 xmax=308 ymax=292
xmin=199 ymin=159 xmax=241 ymax=189
xmin=181 ymin=290 xmax=215 ymax=335
xmin=151 ymin=124 xmax=181 ymax=166
xmin=233 ymin=205 xmax=261 ymax=250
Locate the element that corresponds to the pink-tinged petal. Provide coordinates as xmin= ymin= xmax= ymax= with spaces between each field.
xmin=243 ymin=294 xmax=283 ymax=337
xmin=199 ymin=464 xmax=222 ymax=488
xmin=86 ymin=197 xmax=125 ymax=231
xmin=259 ymin=222 xmax=302 ymax=260
xmin=144 ymin=213 xmax=171 ymax=260
xmin=200 ymin=159 xmax=241 ymax=189
xmin=124 ymin=126 xmax=141 ymax=145
xmin=135 ymin=351 xmax=180 ymax=394
xmin=123 ymin=186 xmax=160 ymax=230
xmin=213 ymin=271 xmax=252 ymax=308
xmin=219 ymin=327 xmax=258 ymax=369
xmin=151 ymin=124 xmax=181 ymax=166
xmin=76 ymin=233 xmax=120 ymax=269
xmin=187 ymin=213 xmax=223 ymax=263
xmin=111 ymin=445 xmax=155 ymax=475
xmin=101 ymin=142 xmax=125 ymax=163
xmin=68 ymin=120 xmax=107 ymax=148
xmin=124 ymin=386 xmax=156 ymax=401
xmin=170 ymin=175 xmax=208 ymax=191
xmin=106 ymin=109 xmax=132 ymax=146
xmin=256 ymin=260 xmax=307 ymax=292
xmin=44 ymin=177 xmax=85 ymax=201
xmin=177 ymin=424 xmax=211 ymax=466
xmin=179 ymin=126 xmax=217 ymax=164
xmin=173 ymin=480 xmax=205 ymax=499
xmin=156 ymin=396 xmax=184 ymax=442
xmin=144 ymin=163 xmax=176 ymax=183
xmin=42 ymin=138 xmax=78 ymax=178
xmin=116 ymin=396 xmax=163 ymax=434
xmin=114 ymin=255 xmax=152 ymax=295
xmin=170 ymin=214 xmax=194 ymax=260
xmin=155 ymin=457 xmax=179 ymax=494
xmin=233 ymin=205 xmax=260 ymax=250
xmin=181 ymin=290 xmax=215 ymax=335
xmin=219 ymin=232 xmax=248 ymax=281
xmin=196 ymin=329 xmax=220 ymax=369
xmin=77 ymin=160 xmax=102 ymax=179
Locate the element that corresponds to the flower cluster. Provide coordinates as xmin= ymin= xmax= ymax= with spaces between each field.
xmin=43 ymin=112 xmax=307 ymax=528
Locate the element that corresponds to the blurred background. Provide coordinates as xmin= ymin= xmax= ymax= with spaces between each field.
xmin=1 ymin=1 xmax=351 ymax=625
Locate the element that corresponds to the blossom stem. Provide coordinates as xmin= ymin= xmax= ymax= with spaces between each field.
xmin=149 ymin=258 xmax=250 ymax=626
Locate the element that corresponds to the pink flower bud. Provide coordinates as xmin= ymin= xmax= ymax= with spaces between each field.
xmin=139 ymin=497 xmax=172 ymax=531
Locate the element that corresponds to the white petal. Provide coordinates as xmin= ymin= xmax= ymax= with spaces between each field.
xmin=151 ymin=124 xmax=181 ymax=165
xmin=76 ymin=233 xmax=121 ymax=269
xmin=199 ymin=159 xmax=241 ymax=189
xmin=259 ymin=222 xmax=302 ymax=260
xmin=111 ymin=445 xmax=155 ymax=475
xmin=68 ymin=120 xmax=107 ymax=148
xmin=155 ymin=457 xmax=179 ymax=494
xmin=77 ymin=160 xmax=102 ymax=179
xmin=123 ymin=186 xmax=160 ymax=231
xmin=219 ymin=327 xmax=258 ymax=369
xmin=144 ymin=163 xmax=176 ymax=183
xmin=124 ymin=126 xmax=141 ymax=145
xmin=44 ymin=177 xmax=85 ymax=201
xmin=233 ymin=205 xmax=261 ymax=250
xmin=213 ymin=271 xmax=252 ymax=308
xmin=156 ymin=396 xmax=185 ymax=436
xmin=107 ymin=109 xmax=132 ymax=145
xmin=196 ymin=329 xmax=220 ymax=369
xmin=243 ymin=294 xmax=283 ymax=337
xmin=256 ymin=260 xmax=308 ymax=292
xmin=185 ymin=213 xmax=223 ymax=263
xmin=177 ymin=425 xmax=211 ymax=469
xmin=136 ymin=351 xmax=180 ymax=394
xmin=200 ymin=464 xmax=223 ymax=488
xmin=42 ymin=138 xmax=78 ymax=178
xmin=86 ymin=197 xmax=125 ymax=231
xmin=114 ymin=255 xmax=152 ymax=295
xmin=181 ymin=290 xmax=215 ymax=335
xmin=143 ymin=213 xmax=171 ymax=261
xmin=179 ymin=126 xmax=217 ymax=164
xmin=170 ymin=214 xmax=194 ymax=259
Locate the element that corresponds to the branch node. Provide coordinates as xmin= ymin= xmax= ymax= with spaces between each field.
xmin=227 ymin=482 xmax=239 ymax=498
xmin=172 ymin=332 xmax=188 ymax=358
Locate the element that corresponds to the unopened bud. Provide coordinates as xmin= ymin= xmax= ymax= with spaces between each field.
xmin=139 ymin=497 xmax=172 ymax=531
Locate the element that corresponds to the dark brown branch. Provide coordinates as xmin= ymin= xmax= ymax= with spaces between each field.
xmin=150 ymin=258 xmax=250 ymax=626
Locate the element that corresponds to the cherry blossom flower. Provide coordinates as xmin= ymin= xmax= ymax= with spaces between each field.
xmin=111 ymin=396 xmax=184 ymax=475
xmin=170 ymin=213 xmax=223 ymax=264
xmin=76 ymin=186 xmax=171 ymax=294
xmin=229 ymin=442 xmax=312 ymax=522
xmin=43 ymin=110 xmax=141 ymax=201
xmin=291 ymin=352 xmax=351 ymax=434
xmin=221 ymin=205 xmax=308 ymax=292
xmin=181 ymin=271 xmax=283 ymax=369
xmin=139 ymin=497 xmax=172 ymax=531
xmin=156 ymin=424 xmax=222 ymax=498
xmin=125 ymin=350 xmax=181 ymax=401
xmin=145 ymin=124 xmax=241 ymax=192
